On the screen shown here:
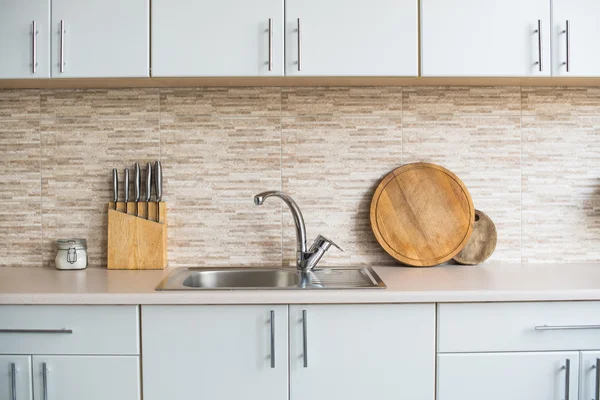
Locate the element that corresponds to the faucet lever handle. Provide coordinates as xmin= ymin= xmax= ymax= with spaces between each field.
xmin=310 ymin=234 xmax=343 ymax=252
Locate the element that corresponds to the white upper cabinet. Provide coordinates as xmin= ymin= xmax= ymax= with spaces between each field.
xmin=152 ymin=0 xmax=284 ymax=77
xmin=51 ymin=0 xmax=149 ymax=78
xmin=285 ymin=0 xmax=418 ymax=76
xmin=552 ymin=0 xmax=600 ymax=76
xmin=289 ymin=304 xmax=435 ymax=400
xmin=421 ymin=0 xmax=551 ymax=76
xmin=0 ymin=0 xmax=50 ymax=79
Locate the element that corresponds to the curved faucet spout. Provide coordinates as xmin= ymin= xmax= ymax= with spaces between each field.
xmin=254 ymin=191 xmax=308 ymax=256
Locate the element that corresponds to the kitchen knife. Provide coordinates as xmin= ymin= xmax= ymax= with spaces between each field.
xmin=134 ymin=163 xmax=141 ymax=217
xmin=155 ymin=161 xmax=162 ymax=222
xmin=145 ymin=162 xmax=152 ymax=220
xmin=112 ymin=168 xmax=118 ymax=210
xmin=124 ymin=168 xmax=130 ymax=213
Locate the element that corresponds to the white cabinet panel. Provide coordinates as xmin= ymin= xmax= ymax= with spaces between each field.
xmin=32 ymin=356 xmax=140 ymax=400
xmin=438 ymin=352 xmax=578 ymax=400
xmin=0 ymin=356 xmax=32 ymax=400
xmin=552 ymin=0 xmax=600 ymax=76
xmin=0 ymin=0 xmax=50 ymax=78
xmin=285 ymin=0 xmax=418 ymax=76
xmin=422 ymin=0 xmax=551 ymax=76
xmin=142 ymin=305 xmax=288 ymax=400
xmin=152 ymin=0 xmax=284 ymax=77
xmin=581 ymin=352 xmax=600 ymax=400
xmin=51 ymin=0 xmax=149 ymax=77
xmin=289 ymin=304 xmax=435 ymax=400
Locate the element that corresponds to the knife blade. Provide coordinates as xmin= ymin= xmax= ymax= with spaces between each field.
xmin=134 ymin=163 xmax=141 ymax=217
xmin=112 ymin=168 xmax=118 ymax=210
xmin=155 ymin=161 xmax=162 ymax=222
xmin=124 ymin=168 xmax=130 ymax=213
xmin=145 ymin=162 xmax=152 ymax=220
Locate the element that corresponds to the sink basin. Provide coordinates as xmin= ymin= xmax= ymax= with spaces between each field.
xmin=182 ymin=269 xmax=300 ymax=289
xmin=156 ymin=267 xmax=385 ymax=290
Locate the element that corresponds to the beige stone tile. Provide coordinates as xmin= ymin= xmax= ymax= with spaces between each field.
xmin=160 ymin=116 xmax=281 ymax=204
xmin=41 ymin=117 xmax=160 ymax=202
xmin=160 ymin=87 xmax=281 ymax=118
xmin=403 ymin=116 xmax=522 ymax=263
xmin=0 ymin=120 xmax=41 ymax=207
xmin=40 ymin=88 xmax=159 ymax=119
xmin=403 ymin=87 xmax=521 ymax=118
xmin=282 ymin=87 xmax=402 ymax=117
xmin=167 ymin=202 xmax=282 ymax=268
xmin=0 ymin=90 xmax=39 ymax=119
xmin=0 ymin=211 xmax=42 ymax=267
xmin=522 ymin=87 xmax=600 ymax=120
xmin=41 ymin=202 xmax=106 ymax=268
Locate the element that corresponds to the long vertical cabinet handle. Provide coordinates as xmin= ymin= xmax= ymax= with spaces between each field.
xmin=564 ymin=20 xmax=570 ymax=72
xmin=270 ymin=310 xmax=275 ymax=368
xmin=42 ymin=362 xmax=48 ymax=400
xmin=594 ymin=358 xmax=600 ymax=400
xmin=32 ymin=21 xmax=38 ymax=74
xmin=297 ymin=18 xmax=302 ymax=71
xmin=534 ymin=19 xmax=543 ymax=72
xmin=268 ymin=18 xmax=273 ymax=72
xmin=563 ymin=359 xmax=570 ymax=400
xmin=10 ymin=363 xmax=17 ymax=400
xmin=59 ymin=20 xmax=65 ymax=73
xmin=302 ymin=310 xmax=308 ymax=368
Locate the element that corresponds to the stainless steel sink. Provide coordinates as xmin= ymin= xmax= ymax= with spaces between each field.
xmin=156 ymin=267 xmax=385 ymax=290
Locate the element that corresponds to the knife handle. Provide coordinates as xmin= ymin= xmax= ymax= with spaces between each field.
xmin=145 ymin=162 xmax=152 ymax=202
xmin=155 ymin=161 xmax=162 ymax=202
xmin=124 ymin=168 xmax=130 ymax=210
xmin=112 ymin=168 xmax=118 ymax=210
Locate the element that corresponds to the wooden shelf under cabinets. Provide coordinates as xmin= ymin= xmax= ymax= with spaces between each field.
xmin=3 ymin=76 xmax=600 ymax=89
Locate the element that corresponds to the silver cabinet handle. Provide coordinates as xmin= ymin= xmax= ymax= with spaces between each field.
xmin=59 ymin=20 xmax=65 ymax=73
xmin=297 ymin=18 xmax=302 ymax=71
xmin=268 ymin=18 xmax=273 ymax=72
xmin=535 ymin=325 xmax=600 ymax=331
xmin=302 ymin=310 xmax=308 ymax=368
xmin=534 ymin=19 xmax=543 ymax=72
xmin=270 ymin=310 xmax=275 ymax=368
xmin=32 ymin=21 xmax=38 ymax=74
xmin=563 ymin=359 xmax=570 ymax=400
xmin=0 ymin=329 xmax=72 ymax=334
xmin=563 ymin=20 xmax=570 ymax=72
xmin=593 ymin=358 xmax=600 ymax=400
xmin=42 ymin=363 xmax=48 ymax=400
xmin=10 ymin=363 xmax=17 ymax=400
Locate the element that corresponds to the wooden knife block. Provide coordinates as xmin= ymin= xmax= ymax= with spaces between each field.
xmin=107 ymin=202 xmax=167 ymax=270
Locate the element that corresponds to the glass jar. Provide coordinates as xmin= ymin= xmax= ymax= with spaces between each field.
xmin=55 ymin=239 xmax=88 ymax=270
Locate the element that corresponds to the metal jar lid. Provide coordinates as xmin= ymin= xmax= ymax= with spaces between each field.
xmin=56 ymin=239 xmax=87 ymax=250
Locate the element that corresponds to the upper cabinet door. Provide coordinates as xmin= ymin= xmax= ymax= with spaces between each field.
xmin=285 ymin=0 xmax=418 ymax=76
xmin=152 ymin=0 xmax=284 ymax=77
xmin=0 ymin=0 xmax=49 ymax=79
xmin=552 ymin=0 xmax=600 ymax=76
xmin=51 ymin=0 xmax=149 ymax=78
xmin=289 ymin=304 xmax=435 ymax=400
xmin=422 ymin=0 xmax=551 ymax=77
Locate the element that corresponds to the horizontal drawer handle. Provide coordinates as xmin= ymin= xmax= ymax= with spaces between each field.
xmin=0 ymin=328 xmax=73 ymax=334
xmin=535 ymin=325 xmax=600 ymax=331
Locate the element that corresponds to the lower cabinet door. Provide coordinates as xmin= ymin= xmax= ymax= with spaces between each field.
xmin=142 ymin=305 xmax=289 ymax=400
xmin=438 ymin=352 xmax=579 ymax=400
xmin=32 ymin=356 xmax=140 ymax=400
xmin=289 ymin=304 xmax=435 ymax=400
xmin=581 ymin=351 xmax=600 ymax=400
xmin=0 ymin=356 xmax=32 ymax=400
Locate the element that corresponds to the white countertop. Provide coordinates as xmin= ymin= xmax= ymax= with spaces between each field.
xmin=2 ymin=264 xmax=600 ymax=305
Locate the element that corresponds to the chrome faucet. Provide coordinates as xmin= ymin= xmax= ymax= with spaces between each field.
xmin=254 ymin=191 xmax=342 ymax=271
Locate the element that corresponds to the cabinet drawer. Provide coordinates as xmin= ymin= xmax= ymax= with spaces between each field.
xmin=438 ymin=302 xmax=600 ymax=352
xmin=0 ymin=305 xmax=139 ymax=355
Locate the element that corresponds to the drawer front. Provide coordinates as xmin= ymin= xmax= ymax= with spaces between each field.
xmin=438 ymin=302 xmax=600 ymax=353
xmin=0 ymin=306 xmax=139 ymax=355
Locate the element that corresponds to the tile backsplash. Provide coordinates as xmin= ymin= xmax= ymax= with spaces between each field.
xmin=1 ymin=86 xmax=600 ymax=268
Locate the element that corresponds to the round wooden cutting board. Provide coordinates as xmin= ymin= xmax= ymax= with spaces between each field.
xmin=370 ymin=162 xmax=475 ymax=267
xmin=453 ymin=209 xmax=497 ymax=265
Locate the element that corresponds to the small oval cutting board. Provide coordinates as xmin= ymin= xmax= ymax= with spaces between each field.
xmin=453 ymin=209 xmax=497 ymax=265
xmin=370 ymin=162 xmax=475 ymax=267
